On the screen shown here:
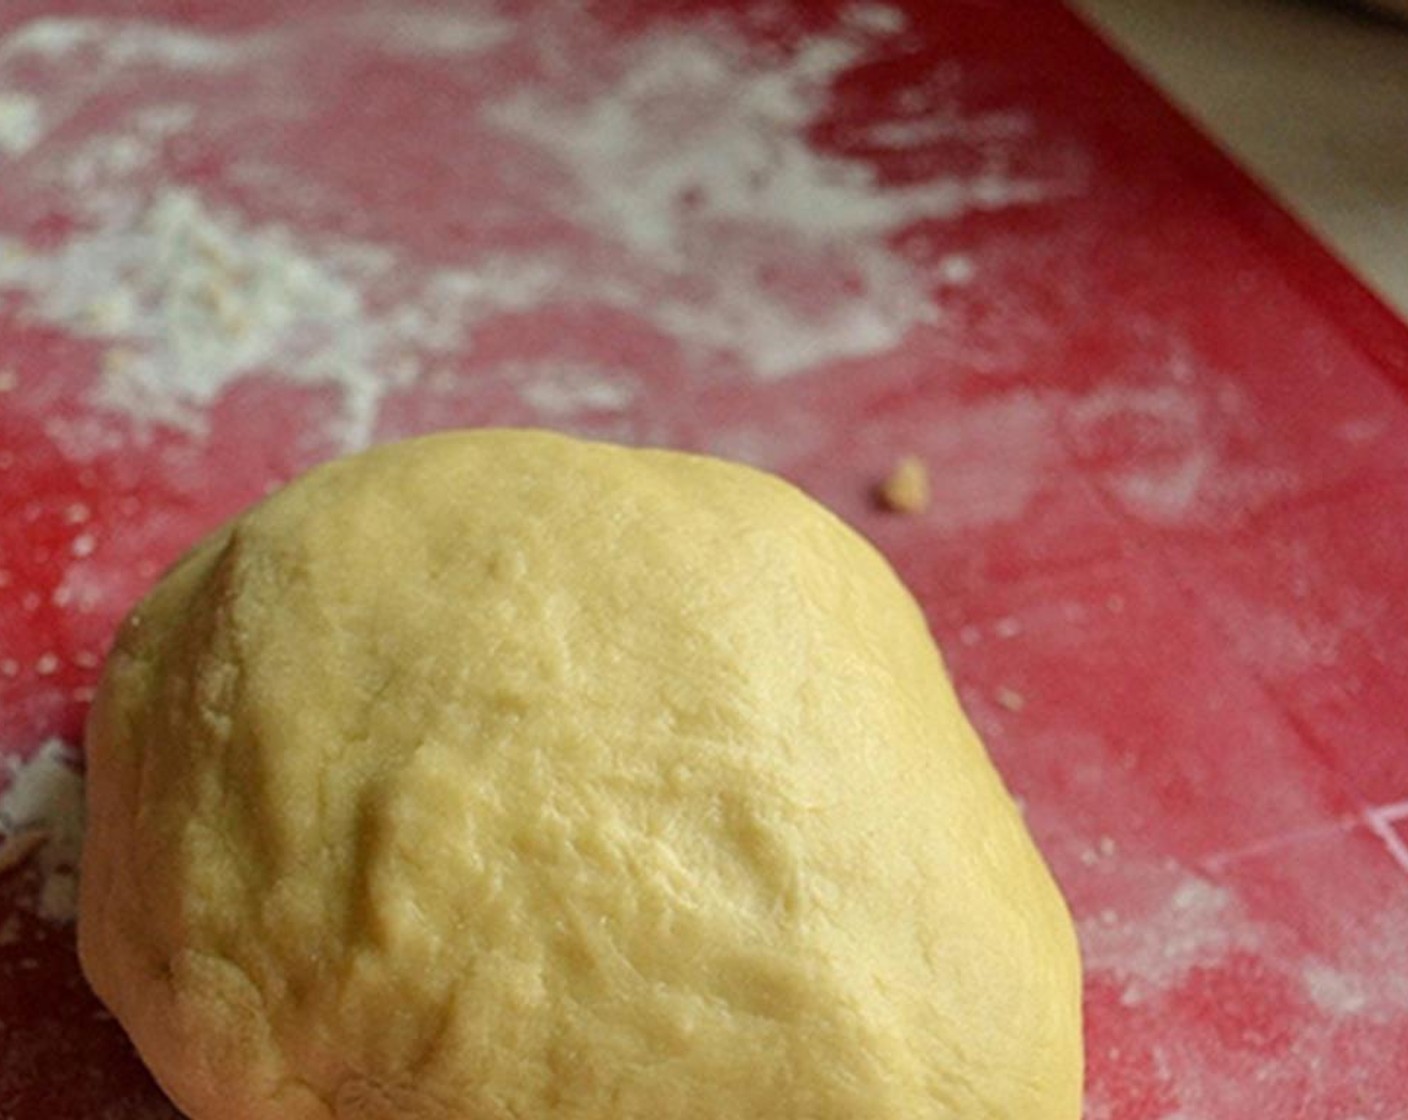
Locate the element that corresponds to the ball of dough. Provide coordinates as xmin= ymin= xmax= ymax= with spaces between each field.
xmin=80 ymin=430 xmax=1081 ymax=1120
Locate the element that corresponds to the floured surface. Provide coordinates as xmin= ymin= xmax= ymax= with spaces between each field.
xmin=2 ymin=1 xmax=1408 ymax=1116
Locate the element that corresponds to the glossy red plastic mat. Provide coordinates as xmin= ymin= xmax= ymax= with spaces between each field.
xmin=3 ymin=2 xmax=1407 ymax=1116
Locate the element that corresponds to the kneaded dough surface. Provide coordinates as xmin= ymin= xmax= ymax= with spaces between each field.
xmin=80 ymin=429 xmax=1081 ymax=1120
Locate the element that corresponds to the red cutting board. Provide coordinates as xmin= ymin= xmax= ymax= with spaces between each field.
xmin=3 ymin=1 xmax=1408 ymax=1116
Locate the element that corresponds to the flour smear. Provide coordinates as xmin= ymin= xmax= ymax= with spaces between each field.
xmin=0 ymin=4 xmax=1068 ymax=450
xmin=1080 ymin=860 xmax=1408 ymax=1119
xmin=0 ymin=91 xmax=42 ymax=155
xmin=0 ymin=741 xmax=84 ymax=923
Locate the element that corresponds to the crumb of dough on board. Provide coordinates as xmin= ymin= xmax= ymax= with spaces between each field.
xmin=878 ymin=455 xmax=930 ymax=513
xmin=995 ymin=686 xmax=1027 ymax=712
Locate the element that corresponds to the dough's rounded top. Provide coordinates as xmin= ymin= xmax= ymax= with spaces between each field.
xmin=80 ymin=429 xmax=1081 ymax=1120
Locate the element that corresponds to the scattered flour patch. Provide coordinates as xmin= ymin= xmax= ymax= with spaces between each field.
xmin=1079 ymin=873 xmax=1256 ymax=1002
xmin=1080 ymin=852 xmax=1408 ymax=1099
xmin=0 ymin=7 xmax=1070 ymax=444
xmin=488 ymin=19 xmax=1061 ymax=379
xmin=55 ymin=102 xmax=196 ymax=207
xmin=1068 ymin=371 xmax=1301 ymax=527
xmin=368 ymin=5 xmax=513 ymax=55
xmin=0 ymin=189 xmax=401 ymax=446
xmin=1336 ymin=416 xmax=1386 ymax=444
xmin=0 ymin=92 xmax=42 ymax=155
xmin=1302 ymin=963 xmax=1369 ymax=1016
xmin=4 ymin=184 xmax=596 ymax=449
xmin=1322 ymin=906 xmax=1408 ymax=1014
xmin=0 ymin=16 xmax=249 ymax=71
xmin=1067 ymin=383 xmax=1201 ymax=448
xmin=651 ymin=245 xmax=933 ymax=378
xmin=1067 ymin=382 xmax=1210 ymax=523
xmin=844 ymin=4 xmax=908 ymax=36
xmin=403 ymin=258 xmax=564 ymax=351
xmin=492 ymin=30 xmax=1054 ymax=253
xmin=936 ymin=253 xmax=976 ymax=286
xmin=1199 ymin=568 xmax=1386 ymax=680
xmin=0 ymin=740 xmax=84 ymax=923
xmin=0 ymin=18 xmax=93 ymax=59
xmin=992 ymin=617 xmax=1023 ymax=639
xmin=518 ymin=366 xmax=638 ymax=415
xmin=1108 ymin=446 xmax=1213 ymax=522
xmin=41 ymin=414 xmax=131 ymax=463
xmin=1234 ymin=610 xmax=1344 ymax=675
xmin=860 ymin=109 xmax=1033 ymax=149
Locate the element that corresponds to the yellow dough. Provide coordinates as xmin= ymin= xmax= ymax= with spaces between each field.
xmin=79 ymin=430 xmax=1081 ymax=1120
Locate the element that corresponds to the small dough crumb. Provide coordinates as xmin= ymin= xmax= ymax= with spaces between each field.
xmin=995 ymin=686 xmax=1026 ymax=712
xmin=878 ymin=455 xmax=930 ymax=514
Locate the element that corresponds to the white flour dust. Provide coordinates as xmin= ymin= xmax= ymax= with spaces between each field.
xmin=515 ymin=364 xmax=640 ymax=416
xmin=1062 ymin=362 xmax=1300 ymax=528
xmin=490 ymin=22 xmax=1059 ymax=379
xmin=56 ymin=103 xmax=195 ymax=204
xmin=0 ymin=15 xmax=251 ymax=72
xmin=362 ymin=4 xmax=512 ymax=56
xmin=856 ymin=108 xmax=1033 ymax=150
xmin=1080 ymin=860 xmax=1408 ymax=1118
xmin=1080 ymin=861 xmax=1408 ymax=1015
xmin=1301 ymin=962 xmax=1369 ymax=1015
xmin=1066 ymin=382 xmax=1212 ymax=523
xmin=1 ymin=190 xmax=394 ymax=443
xmin=491 ymin=31 xmax=1042 ymax=257
xmin=0 ymin=5 xmax=1072 ymax=449
xmin=0 ymin=92 xmax=41 ymax=155
xmin=0 ymin=184 xmax=569 ymax=447
xmin=0 ymin=740 xmax=84 ymax=923
xmin=1079 ymin=873 xmax=1260 ymax=1004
